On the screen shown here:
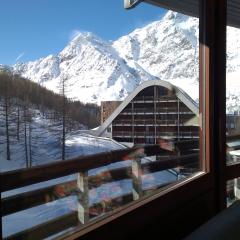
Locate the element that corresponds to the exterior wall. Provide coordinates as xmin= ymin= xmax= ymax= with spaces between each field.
xmin=111 ymin=85 xmax=199 ymax=145
xmin=101 ymin=101 xmax=122 ymax=124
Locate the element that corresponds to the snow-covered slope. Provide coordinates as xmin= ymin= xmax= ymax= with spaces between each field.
xmin=113 ymin=11 xmax=199 ymax=82
xmin=226 ymin=27 xmax=240 ymax=113
xmin=0 ymin=102 xmax=123 ymax=171
xmin=12 ymin=11 xmax=240 ymax=111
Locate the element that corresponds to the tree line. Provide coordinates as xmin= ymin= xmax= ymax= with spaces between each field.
xmin=0 ymin=70 xmax=100 ymax=165
xmin=0 ymin=72 xmax=100 ymax=127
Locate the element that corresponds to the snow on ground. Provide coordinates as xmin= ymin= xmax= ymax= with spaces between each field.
xmin=226 ymin=71 xmax=240 ymax=113
xmin=65 ymin=132 xmax=124 ymax=158
xmin=0 ymin=106 xmax=123 ymax=172
xmin=169 ymin=78 xmax=199 ymax=103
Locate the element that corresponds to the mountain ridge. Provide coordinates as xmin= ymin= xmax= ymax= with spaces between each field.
xmin=9 ymin=10 xmax=240 ymax=112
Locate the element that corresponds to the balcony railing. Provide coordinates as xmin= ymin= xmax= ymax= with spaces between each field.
xmin=113 ymin=119 xmax=187 ymax=126
xmin=113 ymin=131 xmax=199 ymax=138
xmin=0 ymin=141 xmax=199 ymax=240
xmin=133 ymin=96 xmax=178 ymax=103
xmin=120 ymin=108 xmax=193 ymax=115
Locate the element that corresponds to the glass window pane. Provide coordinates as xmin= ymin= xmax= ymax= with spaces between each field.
xmin=227 ymin=178 xmax=240 ymax=207
xmin=0 ymin=1 xmax=201 ymax=239
xmin=226 ymin=1 xmax=240 ymax=166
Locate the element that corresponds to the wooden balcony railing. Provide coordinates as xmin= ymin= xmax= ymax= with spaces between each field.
xmin=0 ymin=140 xmax=199 ymax=240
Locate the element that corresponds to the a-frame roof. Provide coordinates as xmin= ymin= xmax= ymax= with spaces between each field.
xmin=97 ymin=79 xmax=199 ymax=136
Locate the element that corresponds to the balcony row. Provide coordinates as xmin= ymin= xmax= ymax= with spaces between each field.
xmin=122 ymin=107 xmax=190 ymax=113
xmin=133 ymin=96 xmax=178 ymax=103
xmin=112 ymin=120 xmax=191 ymax=126
xmin=120 ymin=110 xmax=194 ymax=115
xmin=112 ymin=131 xmax=199 ymax=139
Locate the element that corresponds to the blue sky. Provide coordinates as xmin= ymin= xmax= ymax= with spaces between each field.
xmin=0 ymin=0 xmax=165 ymax=65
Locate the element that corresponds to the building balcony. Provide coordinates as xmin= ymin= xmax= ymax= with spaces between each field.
xmin=112 ymin=131 xmax=199 ymax=139
xmin=119 ymin=108 xmax=195 ymax=115
xmin=113 ymin=119 xmax=191 ymax=126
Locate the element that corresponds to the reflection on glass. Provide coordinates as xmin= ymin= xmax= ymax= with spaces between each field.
xmin=227 ymin=178 xmax=240 ymax=207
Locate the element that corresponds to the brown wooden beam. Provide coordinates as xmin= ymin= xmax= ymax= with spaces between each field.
xmin=1 ymin=180 xmax=75 ymax=217
xmin=226 ymin=163 xmax=240 ymax=181
xmin=4 ymin=212 xmax=79 ymax=240
xmin=1 ymin=168 xmax=131 ymax=216
xmin=5 ymin=182 xmax=174 ymax=240
xmin=141 ymin=153 xmax=199 ymax=174
xmin=2 ymin=153 xmax=198 ymax=216
xmin=0 ymin=144 xmax=182 ymax=192
xmin=200 ymin=0 xmax=227 ymax=211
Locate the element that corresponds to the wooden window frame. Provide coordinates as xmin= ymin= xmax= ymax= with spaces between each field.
xmin=61 ymin=0 xmax=229 ymax=239
xmin=200 ymin=0 xmax=227 ymax=211
xmin=0 ymin=0 xmax=232 ymax=239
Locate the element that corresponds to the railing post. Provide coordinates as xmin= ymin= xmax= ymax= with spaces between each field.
xmin=77 ymin=171 xmax=89 ymax=224
xmin=132 ymin=157 xmax=143 ymax=200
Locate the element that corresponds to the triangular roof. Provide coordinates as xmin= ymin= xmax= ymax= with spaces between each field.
xmin=97 ymin=79 xmax=199 ymax=136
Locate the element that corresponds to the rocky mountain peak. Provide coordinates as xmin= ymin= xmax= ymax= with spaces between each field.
xmin=9 ymin=11 xmax=240 ymax=112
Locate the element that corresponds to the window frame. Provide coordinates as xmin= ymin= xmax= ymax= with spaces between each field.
xmin=58 ymin=0 xmax=230 ymax=239
xmin=0 ymin=0 xmax=232 ymax=239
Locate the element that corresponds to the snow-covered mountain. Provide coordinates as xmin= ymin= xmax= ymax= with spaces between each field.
xmin=13 ymin=11 xmax=240 ymax=112
xmin=13 ymin=32 xmax=155 ymax=104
